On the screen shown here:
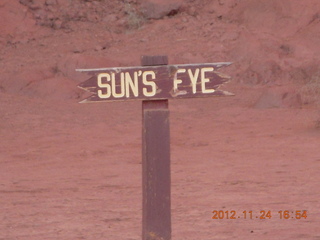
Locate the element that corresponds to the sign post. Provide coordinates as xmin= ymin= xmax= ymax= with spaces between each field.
xmin=77 ymin=56 xmax=233 ymax=240
xmin=141 ymin=56 xmax=171 ymax=240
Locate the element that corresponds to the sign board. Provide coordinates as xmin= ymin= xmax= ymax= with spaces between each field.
xmin=77 ymin=62 xmax=233 ymax=103
xmin=77 ymin=56 xmax=233 ymax=240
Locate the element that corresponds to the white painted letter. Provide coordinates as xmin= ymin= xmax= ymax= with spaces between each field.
xmin=142 ymin=71 xmax=157 ymax=97
xmin=97 ymin=73 xmax=111 ymax=99
xmin=201 ymin=67 xmax=215 ymax=93
xmin=173 ymin=69 xmax=186 ymax=92
xmin=188 ymin=68 xmax=200 ymax=94
xmin=111 ymin=72 xmax=125 ymax=98
xmin=125 ymin=72 xmax=139 ymax=97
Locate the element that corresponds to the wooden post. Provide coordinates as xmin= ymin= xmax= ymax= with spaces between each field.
xmin=142 ymin=56 xmax=171 ymax=240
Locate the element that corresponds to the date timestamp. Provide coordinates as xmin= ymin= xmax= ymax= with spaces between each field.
xmin=212 ymin=210 xmax=307 ymax=220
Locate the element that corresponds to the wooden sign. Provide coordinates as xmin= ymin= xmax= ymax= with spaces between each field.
xmin=77 ymin=56 xmax=233 ymax=240
xmin=77 ymin=62 xmax=233 ymax=103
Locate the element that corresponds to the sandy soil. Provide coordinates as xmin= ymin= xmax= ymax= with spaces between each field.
xmin=1 ymin=0 xmax=320 ymax=239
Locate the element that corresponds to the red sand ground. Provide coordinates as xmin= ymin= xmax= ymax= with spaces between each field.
xmin=1 ymin=0 xmax=320 ymax=239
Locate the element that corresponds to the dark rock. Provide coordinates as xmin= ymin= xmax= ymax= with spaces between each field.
xmin=140 ymin=0 xmax=183 ymax=19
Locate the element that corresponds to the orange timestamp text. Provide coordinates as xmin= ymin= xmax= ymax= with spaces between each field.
xmin=212 ymin=210 xmax=307 ymax=220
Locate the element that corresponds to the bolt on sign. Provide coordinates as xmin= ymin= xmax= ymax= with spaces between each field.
xmin=77 ymin=62 xmax=233 ymax=102
xmin=77 ymin=56 xmax=233 ymax=240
